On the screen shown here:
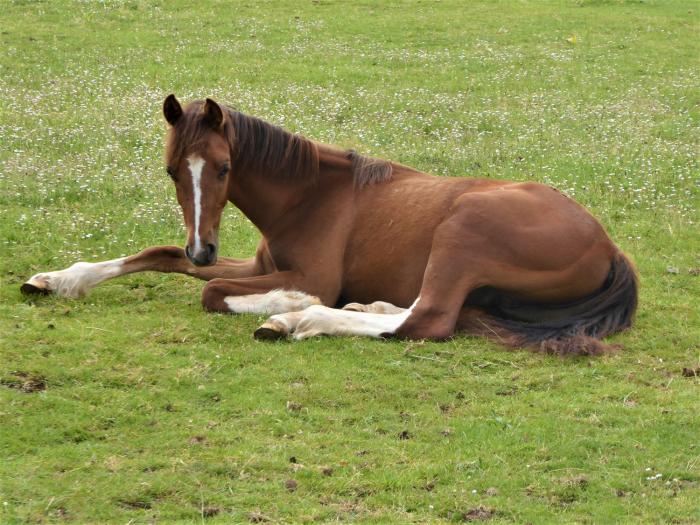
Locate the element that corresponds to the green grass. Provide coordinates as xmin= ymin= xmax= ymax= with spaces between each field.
xmin=1 ymin=0 xmax=699 ymax=522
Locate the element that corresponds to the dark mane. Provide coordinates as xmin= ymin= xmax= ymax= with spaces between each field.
xmin=166 ymin=101 xmax=392 ymax=188
xmin=347 ymin=149 xmax=393 ymax=187
xmin=227 ymin=109 xmax=319 ymax=182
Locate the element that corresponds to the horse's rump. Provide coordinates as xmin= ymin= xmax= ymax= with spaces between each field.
xmin=460 ymin=252 xmax=638 ymax=355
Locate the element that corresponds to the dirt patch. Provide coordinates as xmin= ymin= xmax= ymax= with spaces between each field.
xmin=496 ymin=387 xmax=518 ymax=396
xmin=0 ymin=371 xmax=46 ymax=393
xmin=248 ymin=511 xmax=271 ymax=523
xmin=202 ymin=506 xmax=220 ymax=517
xmin=286 ymin=401 xmax=303 ymax=412
xmin=189 ymin=435 xmax=207 ymax=445
xmin=558 ymin=474 xmax=588 ymax=487
xmin=49 ymin=506 xmax=68 ymax=519
xmin=117 ymin=498 xmax=152 ymax=510
xmin=438 ymin=403 xmax=454 ymax=414
xmin=452 ymin=506 xmax=496 ymax=522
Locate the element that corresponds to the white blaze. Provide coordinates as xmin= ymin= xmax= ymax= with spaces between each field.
xmin=187 ymin=155 xmax=205 ymax=254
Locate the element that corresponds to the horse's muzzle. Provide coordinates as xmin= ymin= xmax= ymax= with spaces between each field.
xmin=186 ymin=243 xmax=218 ymax=266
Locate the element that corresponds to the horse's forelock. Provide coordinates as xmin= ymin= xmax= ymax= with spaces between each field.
xmin=166 ymin=102 xmax=319 ymax=183
xmin=166 ymin=101 xmax=230 ymax=167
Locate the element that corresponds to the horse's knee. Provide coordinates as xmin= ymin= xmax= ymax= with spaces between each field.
xmin=201 ymin=279 xmax=228 ymax=312
xmin=139 ymin=245 xmax=184 ymax=259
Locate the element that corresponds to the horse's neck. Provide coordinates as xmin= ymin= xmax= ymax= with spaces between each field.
xmin=228 ymin=146 xmax=356 ymax=234
xmin=227 ymin=173 xmax=299 ymax=234
xmin=317 ymin=145 xmax=353 ymax=176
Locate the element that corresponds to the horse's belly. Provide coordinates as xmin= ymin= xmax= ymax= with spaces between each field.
xmin=340 ymin=181 xmax=459 ymax=306
xmin=340 ymin=251 xmax=428 ymax=307
xmin=341 ymin=211 xmax=437 ymax=306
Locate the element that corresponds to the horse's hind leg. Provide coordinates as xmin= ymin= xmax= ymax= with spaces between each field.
xmin=394 ymin=284 xmax=473 ymax=341
xmin=394 ymin=220 xmax=484 ymax=341
xmin=21 ymin=246 xmax=260 ymax=298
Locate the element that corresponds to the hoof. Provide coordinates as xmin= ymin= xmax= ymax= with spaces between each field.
xmin=341 ymin=302 xmax=365 ymax=312
xmin=254 ymin=319 xmax=288 ymax=341
xmin=253 ymin=327 xmax=286 ymax=341
xmin=21 ymin=276 xmax=51 ymax=295
xmin=342 ymin=301 xmax=405 ymax=314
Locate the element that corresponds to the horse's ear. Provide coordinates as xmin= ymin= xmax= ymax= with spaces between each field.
xmin=163 ymin=94 xmax=183 ymax=126
xmin=202 ymin=98 xmax=224 ymax=130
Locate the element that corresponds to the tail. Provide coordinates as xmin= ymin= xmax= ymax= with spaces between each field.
xmin=461 ymin=252 xmax=638 ymax=356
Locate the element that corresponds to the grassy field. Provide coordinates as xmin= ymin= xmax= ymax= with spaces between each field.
xmin=1 ymin=0 xmax=699 ymax=523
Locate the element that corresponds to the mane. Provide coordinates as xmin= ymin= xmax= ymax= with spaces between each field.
xmin=347 ymin=149 xmax=393 ymax=187
xmin=166 ymin=101 xmax=392 ymax=188
xmin=227 ymin=108 xmax=319 ymax=182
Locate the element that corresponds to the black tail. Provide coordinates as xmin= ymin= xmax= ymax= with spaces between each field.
xmin=462 ymin=252 xmax=638 ymax=356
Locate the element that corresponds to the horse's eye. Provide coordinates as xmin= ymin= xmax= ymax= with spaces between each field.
xmin=218 ymin=164 xmax=229 ymax=180
xmin=166 ymin=167 xmax=176 ymax=180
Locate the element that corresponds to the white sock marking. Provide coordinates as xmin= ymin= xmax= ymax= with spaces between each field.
xmin=270 ymin=298 xmax=420 ymax=340
xmin=25 ymin=257 xmax=127 ymax=298
xmin=224 ymin=289 xmax=322 ymax=314
xmin=187 ymin=155 xmax=205 ymax=254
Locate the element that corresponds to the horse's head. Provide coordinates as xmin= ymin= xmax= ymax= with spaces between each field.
xmin=163 ymin=95 xmax=231 ymax=266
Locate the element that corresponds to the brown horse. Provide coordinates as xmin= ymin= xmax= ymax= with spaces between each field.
xmin=22 ymin=95 xmax=638 ymax=355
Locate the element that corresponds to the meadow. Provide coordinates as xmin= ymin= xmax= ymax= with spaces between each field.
xmin=1 ymin=0 xmax=698 ymax=523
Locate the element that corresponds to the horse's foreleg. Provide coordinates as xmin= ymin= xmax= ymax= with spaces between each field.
xmin=200 ymin=272 xmax=333 ymax=316
xmin=21 ymin=246 xmax=260 ymax=298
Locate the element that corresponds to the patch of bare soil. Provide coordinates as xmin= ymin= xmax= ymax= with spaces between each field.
xmin=117 ymin=498 xmax=152 ymax=510
xmin=248 ymin=511 xmax=271 ymax=523
xmin=465 ymin=506 xmax=496 ymax=521
xmin=558 ymin=474 xmax=589 ymax=487
xmin=202 ymin=506 xmax=220 ymax=517
xmin=0 ymin=371 xmax=46 ymax=393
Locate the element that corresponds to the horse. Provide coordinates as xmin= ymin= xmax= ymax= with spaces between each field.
xmin=22 ymin=95 xmax=638 ymax=355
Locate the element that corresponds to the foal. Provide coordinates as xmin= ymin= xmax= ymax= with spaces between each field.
xmin=23 ymin=95 xmax=638 ymax=355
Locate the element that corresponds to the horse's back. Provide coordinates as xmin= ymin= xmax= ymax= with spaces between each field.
xmin=341 ymin=173 xmax=616 ymax=306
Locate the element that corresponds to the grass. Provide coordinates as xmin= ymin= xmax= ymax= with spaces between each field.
xmin=1 ymin=0 xmax=698 ymax=522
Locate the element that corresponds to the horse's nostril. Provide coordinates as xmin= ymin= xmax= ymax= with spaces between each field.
xmin=185 ymin=243 xmax=216 ymax=266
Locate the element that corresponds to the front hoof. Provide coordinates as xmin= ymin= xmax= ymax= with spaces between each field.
xmin=21 ymin=275 xmax=52 ymax=295
xmin=254 ymin=319 xmax=289 ymax=341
